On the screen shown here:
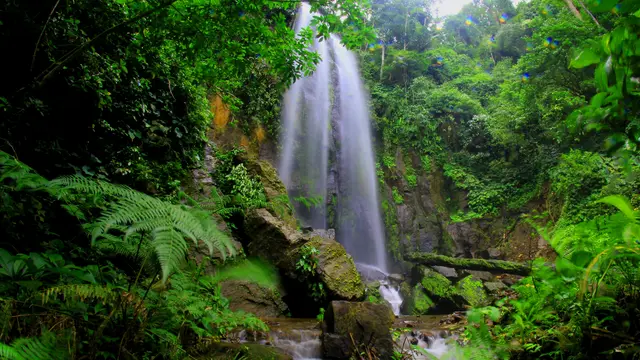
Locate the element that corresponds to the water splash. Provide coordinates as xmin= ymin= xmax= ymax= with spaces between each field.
xmin=380 ymin=283 xmax=403 ymax=316
xmin=356 ymin=263 xmax=403 ymax=315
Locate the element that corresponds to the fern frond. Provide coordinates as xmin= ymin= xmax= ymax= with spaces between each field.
xmin=41 ymin=284 xmax=117 ymax=305
xmin=0 ymin=151 xmax=49 ymax=192
xmin=0 ymin=332 xmax=66 ymax=360
xmin=53 ymin=176 xmax=235 ymax=282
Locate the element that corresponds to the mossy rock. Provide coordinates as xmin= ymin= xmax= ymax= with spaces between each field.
xmin=243 ymin=209 xmax=363 ymax=302
xmin=324 ymin=301 xmax=395 ymax=359
xmin=457 ymin=275 xmax=490 ymax=307
xmin=412 ymin=284 xmax=435 ymax=315
xmin=196 ymin=342 xmax=292 ymax=360
xmin=416 ymin=266 xmax=454 ymax=299
xmin=412 ymin=266 xmax=464 ymax=313
xmin=239 ymin=154 xmax=296 ymax=227
xmin=307 ymin=236 xmax=365 ymax=301
xmin=220 ymin=279 xmax=289 ymax=317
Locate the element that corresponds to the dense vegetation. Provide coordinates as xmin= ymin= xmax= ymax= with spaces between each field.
xmin=365 ymin=0 xmax=640 ymax=358
xmin=1 ymin=0 xmax=640 ymax=359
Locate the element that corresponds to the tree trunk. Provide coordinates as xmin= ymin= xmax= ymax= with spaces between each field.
xmin=564 ymin=0 xmax=583 ymax=20
xmin=407 ymin=253 xmax=531 ymax=275
xmin=380 ymin=44 xmax=386 ymax=82
xmin=404 ymin=11 xmax=409 ymax=50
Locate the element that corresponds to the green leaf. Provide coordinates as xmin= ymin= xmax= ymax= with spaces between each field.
xmin=570 ymin=49 xmax=601 ymax=68
xmin=595 ymin=64 xmax=608 ymax=91
xmin=570 ymin=250 xmax=593 ymax=268
xmin=596 ymin=195 xmax=636 ymax=220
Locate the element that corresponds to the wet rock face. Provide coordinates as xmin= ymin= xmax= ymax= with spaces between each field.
xmin=243 ymin=209 xmax=364 ymax=305
xmin=323 ymin=301 xmax=395 ymax=359
xmin=220 ymin=280 xmax=289 ymax=317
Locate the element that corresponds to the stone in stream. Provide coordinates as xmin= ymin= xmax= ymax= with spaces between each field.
xmin=323 ymin=301 xmax=395 ymax=359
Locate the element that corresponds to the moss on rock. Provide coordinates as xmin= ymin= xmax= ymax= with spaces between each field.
xmin=417 ymin=266 xmax=455 ymax=300
xmin=412 ymin=284 xmax=435 ymax=315
xmin=308 ymin=237 xmax=365 ymax=301
xmin=457 ymin=275 xmax=490 ymax=307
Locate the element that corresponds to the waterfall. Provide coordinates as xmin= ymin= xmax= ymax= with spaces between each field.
xmin=279 ymin=3 xmax=330 ymax=229
xmin=279 ymin=3 xmax=389 ymax=272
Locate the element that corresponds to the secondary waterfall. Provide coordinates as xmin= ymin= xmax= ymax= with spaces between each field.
xmin=279 ymin=3 xmax=388 ymax=272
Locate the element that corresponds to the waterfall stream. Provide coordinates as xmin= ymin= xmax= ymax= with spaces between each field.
xmin=278 ymin=3 xmax=388 ymax=272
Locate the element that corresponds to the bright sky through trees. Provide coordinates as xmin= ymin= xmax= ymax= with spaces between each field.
xmin=434 ymin=0 xmax=473 ymax=16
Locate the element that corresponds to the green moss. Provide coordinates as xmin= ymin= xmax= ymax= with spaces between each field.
xmin=308 ymin=237 xmax=364 ymax=300
xmin=392 ymin=186 xmax=404 ymax=204
xmin=412 ymin=284 xmax=434 ymax=315
xmin=407 ymin=252 xmax=530 ymax=275
xmin=457 ymin=275 xmax=489 ymax=307
xmin=381 ymin=199 xmax=402 ymax=261
xmin=418 ymin=267 xmax=454 ymax=299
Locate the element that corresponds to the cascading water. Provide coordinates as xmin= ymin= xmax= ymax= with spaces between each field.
xmin=279 ymin=3 xmax=389 ymax=272
xmin=279 ymin=3 xmax=330 ymax=229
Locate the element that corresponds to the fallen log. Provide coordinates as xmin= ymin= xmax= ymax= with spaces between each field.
xmin=407 ymin=252 xmax=531 ymax=276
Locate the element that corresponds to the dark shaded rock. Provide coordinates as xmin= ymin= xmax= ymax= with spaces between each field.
xmin=220 ymin=280 xmax=288 ymax=317
xmin=431 ymin=266 xmax=459 ymax=281
xmin=196 ymin=342 xmax=292 ymax=360
xmin=323 ymin=333 xmax=350 ymax=359
xmin=461 ymin=270 xmax=494 ymax=282
xmin=484 ymin=281 xmax=508 ymax=293
xmin=244 ymin=209 xmax=364 ymax=301
xmin=487 ymin=248 xmax=503 ymax=259
xmin=500 ymin=274 xmax=523 ymax=287
xmin=323 ymin=301 xmax=395 ymax=359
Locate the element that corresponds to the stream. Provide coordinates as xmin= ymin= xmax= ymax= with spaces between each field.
xmin=233 ymin=316 xmax=454 ymax=360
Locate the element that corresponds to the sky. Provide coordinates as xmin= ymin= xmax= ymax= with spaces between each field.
xmin=434 ymin=0 xmax=474 ymax=17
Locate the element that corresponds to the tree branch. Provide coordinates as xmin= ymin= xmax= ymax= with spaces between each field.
xmin=34 ymin=0 xmax=178 ymax=87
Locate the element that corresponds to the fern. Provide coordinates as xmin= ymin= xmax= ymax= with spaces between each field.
xmin=41 ymin=284 xmax=118 ymax=305
xmin=52 ymin=176 xmax=235 ymax=282
xmin=0 ymin=151 xmax=49 ymax=191
xmin=0 ymin=332 xmax=66 ymax=360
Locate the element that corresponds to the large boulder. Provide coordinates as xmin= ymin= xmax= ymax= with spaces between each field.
xmin=243 ymin=209 xmax=364 ymax=301
xmin=413 ymin=266 xmax=463 ymax=313
xmin=307 ymin=237 xmax=364 ymax=301
xmin=323 ymin=301 xmax=394 ymax=359
xmin=220 ymin=280 xmax=289 ymax=317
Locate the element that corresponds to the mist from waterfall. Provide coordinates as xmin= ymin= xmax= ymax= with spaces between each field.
xmin=278 ymin=3 xmax=388 ymax=272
